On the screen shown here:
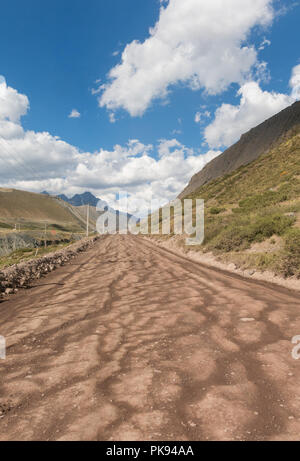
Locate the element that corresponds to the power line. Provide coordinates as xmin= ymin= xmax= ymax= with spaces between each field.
xmin=44 ymin=222 xmax=47 ymax=248
xmin=0 ymin=140 xmax=35 ymax=181
xmin=0 ymin=138 xmax=41 ymax=181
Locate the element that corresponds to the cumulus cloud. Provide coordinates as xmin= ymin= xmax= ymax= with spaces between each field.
xmin=98 ymin=0 xmax=274 ymax=117
xmin=0 ymin=78 xmax=221 ymax=216
xmin=204 ymin=73 xmax=297 ymax=149
xmin=0 ymin=76 xmax=29 ymax=122
xmin=68 ymin=109 xmax=81 ymax=119
xmin=64 ymin=139 xmax=221 ymax=215
xmin=0 ymin=120 xmax=24 ymax=140
xmin=0 ymin=130 xmax=79 ymax=182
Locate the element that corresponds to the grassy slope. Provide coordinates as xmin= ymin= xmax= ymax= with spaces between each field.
xmin=0 ymin=241 xmax=74 ymax=270
xmin=0 ymin=188 xmax=85 ymax=233
xmin=177 ymin=127 xmax=300 ymax=277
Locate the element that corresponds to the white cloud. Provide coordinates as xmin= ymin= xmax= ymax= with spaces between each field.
xmin=195 ymin=112 xmax=201 ymax=124
xmin=109 ymin=112 xmax=116 ymax=123
xmin=0 ymin=131 xmax=78 ymax=182
xmin=90 ymin=79 xmax=102 ymax=95
xmin=204 ymin=77 xmax=296 ymax=149
xmin=0 ymin=76 xmax=29 ymax=122
xmin=0 ymin=120 xmax=24 ymax=140
xmin=98 ymin=0 xmax=274 ymax=117
xmin=68 ymin=109 xmax=81 ymax=119
xmin=1 ymin=135 xmax=220 ymax=216
xmin=254 ymin=60 xmax=271 ymax=83
xmin=258 ymin=37 xmax=271 ymax=51
xmin=91 ymin=87 xmax=102 ymax=95
xmin=195 ymin=110 xmax=210 ymax=124
xmin=290 ymin=64 xmax=300 ymax=100
xmin=0 ymin=78 xmax=221 ymax=216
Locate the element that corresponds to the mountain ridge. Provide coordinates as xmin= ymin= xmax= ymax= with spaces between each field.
xmin=45 ymin=190 xmax=137 ymax=222
xmin=56 ymin=191 xmax=101 ymax=207
xmin=179 ymin=101 xmax=300 ymax=198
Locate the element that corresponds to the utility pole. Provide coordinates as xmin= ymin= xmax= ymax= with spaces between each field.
xmin=86 ymin=204 xmax=90 ymax=237
xmin=44 ymin=222 xmax=47 ymax=248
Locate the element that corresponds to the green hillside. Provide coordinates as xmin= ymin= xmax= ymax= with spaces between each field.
xmin=172 ymin=126 xmax=300 ymax=278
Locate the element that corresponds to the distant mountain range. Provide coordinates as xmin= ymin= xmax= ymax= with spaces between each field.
xmin=42 ymin=191 xmax=108 ymax=208
xmin=42 ymin=191 xmax=101 ymax=207
xmin=42 ymin=190 xmax=137 ymax=221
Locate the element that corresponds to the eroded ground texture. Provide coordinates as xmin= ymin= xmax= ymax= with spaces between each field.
xmin=0 ymin=235 xmax=300 ymax=441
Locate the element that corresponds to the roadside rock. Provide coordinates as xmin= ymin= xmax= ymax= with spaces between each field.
xmin=228 ymin=263 xmax=237 ymax=271
xmin=0 ymin=236 xmax=100 ymax=298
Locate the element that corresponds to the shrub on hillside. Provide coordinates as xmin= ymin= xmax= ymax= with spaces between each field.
xmin=209 ymin=207 xmax=225 ymax=215
xmin=248 ymin=214 xmax=295 ymax=241
xmin=281 ymin=228 xmax=300 ymax=278
xmin=209 ymin=225 xmax=252 ymax=252
xmin=207 ymin=214 xmax=295 ymax=253
xmin=238 ymin=189 xmax=290 ymax=212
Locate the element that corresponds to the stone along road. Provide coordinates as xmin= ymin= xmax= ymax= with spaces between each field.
xmin=0 ymin=235 xmax=300 ymax=441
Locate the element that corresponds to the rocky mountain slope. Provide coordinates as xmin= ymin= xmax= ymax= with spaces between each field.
xmin=179 ymin=101 xmax=300 ymax=198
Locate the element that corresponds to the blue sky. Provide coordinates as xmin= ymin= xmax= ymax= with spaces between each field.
xmin=0 ymin=0 xmax=299 ymax=214
xmin=0 ymin=0 xmax=166 ymax=152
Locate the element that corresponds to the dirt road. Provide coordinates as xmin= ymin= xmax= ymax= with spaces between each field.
xmin=0 ymin=235 xmax=300 ymax=441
